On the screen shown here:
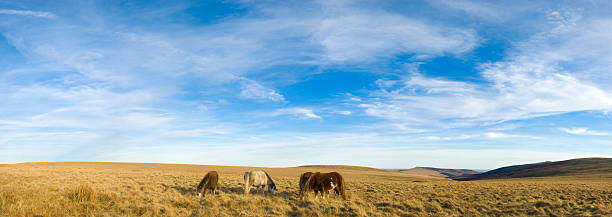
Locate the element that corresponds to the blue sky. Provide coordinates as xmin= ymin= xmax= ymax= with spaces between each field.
xmin=1 ymin=0 xmax=611 ymax=169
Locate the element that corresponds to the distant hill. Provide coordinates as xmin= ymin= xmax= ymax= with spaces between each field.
xmin=456 ymin=158 xmax=612 ymax=180
xmin=296 ymin=165 xmax=390 ymax=172
xmin=400 ymin=167 xmax=480 ymax=179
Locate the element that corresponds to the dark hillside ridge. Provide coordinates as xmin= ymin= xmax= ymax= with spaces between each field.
xmin=399 ymin=167 xmax=480 ymax=178
xmin=456 ymin=158 xmax=612 ymax=180
xmin=417 ymin=167 xmax=480 ymax=178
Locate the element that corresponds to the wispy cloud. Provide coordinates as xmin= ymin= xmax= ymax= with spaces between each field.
xmin=561 ymin=128 xmax=609 ymax=136
xmin=433 ymin=0 xmax=501 ymax=19
xmin=238 ymin=78 xmax=285 ymax=102
xmin=425 ymin=135 xmax=475 ymax=141
xmin=424 ymin=132 xmax=535 ymax=141
xmin=0 ymin=9 xmax=55 ymax=18
xmin=313 ymin=11 xmax=477 ymax=62
xmin=333 ymin=110 xmax=351 ymax=115
xmin=270 ymin=108 xmax=322 ymax=120
xmin=357 ymin=7 xmax=612 ymax=129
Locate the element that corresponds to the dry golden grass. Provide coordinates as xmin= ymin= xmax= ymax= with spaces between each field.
xmin=0 ymin=162 xmax=610 ymax=216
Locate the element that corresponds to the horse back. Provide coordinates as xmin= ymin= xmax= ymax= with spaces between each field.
xmin=245 ymin=170 xmax=267 ymax=186
xmin=206 ymin=171 xmax=219 ymax=188
xmin=198 ymin=171 xmax=219 ymax=191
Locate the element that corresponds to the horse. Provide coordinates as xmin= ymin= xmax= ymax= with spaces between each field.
xmin=196 ymin=171 xmax=219 ymax=197
xmin=299 ymin=172 xmax=314 ymax=194
xmin=244 ymin=170 xmax=277 ymax=195
xmin=300 ymin=172 xmax=346 ymax=199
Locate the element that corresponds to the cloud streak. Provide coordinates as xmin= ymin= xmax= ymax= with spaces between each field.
xmin=269 ymin=108 xmax=322 ymax=120
xmin=561 ymin=128 xmax=609 ymax=136
xmin=0 ymin=9 xmax=55 ymax=18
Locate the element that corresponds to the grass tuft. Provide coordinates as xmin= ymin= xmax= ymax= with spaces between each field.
xmin=70 ymin=183 xmax=96 ymax=203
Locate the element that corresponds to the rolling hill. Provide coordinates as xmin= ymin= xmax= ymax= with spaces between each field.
xmin=456 ymin=157 xmax=612 ymax=180
xmin=400 ymin=167 xmax=480 ymax=179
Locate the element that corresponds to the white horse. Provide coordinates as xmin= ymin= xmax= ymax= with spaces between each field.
xmin=244 ymin=170 xmax=277 ymax=195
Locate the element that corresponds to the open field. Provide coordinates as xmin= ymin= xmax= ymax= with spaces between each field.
xmin=1 ymin=162 xmax=611 ymax=216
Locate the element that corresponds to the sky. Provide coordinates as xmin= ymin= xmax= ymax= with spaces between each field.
xmin=1 ymin=0 xmax=611 ymax=169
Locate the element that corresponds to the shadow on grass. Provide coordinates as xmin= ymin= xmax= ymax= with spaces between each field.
xmin=286 ymin=207 xmax=304 ymax=217
xmin=171 ymin=185 xmax=196 ymax=195
xmin=218 ymin=186 xmax=244 ymax=194
xmin=162 ymin=183 xmax=303 ymax=199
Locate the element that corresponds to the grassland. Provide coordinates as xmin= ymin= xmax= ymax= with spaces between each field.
xmin=0 ymin=162 xmax=610 ymax=216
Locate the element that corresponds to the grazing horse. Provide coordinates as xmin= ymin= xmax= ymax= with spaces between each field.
xmin=299 ymin=172 xmax=314 ymax=194
xmin=196 ymin=171 xmax=219 ymax=197
xmin=300 ymin=172 xmax=346 ymax=199
xmin=244 ymin=170 xmax=277 ymax=195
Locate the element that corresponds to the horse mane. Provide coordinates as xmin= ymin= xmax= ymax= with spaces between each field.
xmin=264 ymin=171 xmax=276 ymax=188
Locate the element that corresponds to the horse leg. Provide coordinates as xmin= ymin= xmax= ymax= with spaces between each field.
xmin=244 ymin=179 xmax=249 ymax=195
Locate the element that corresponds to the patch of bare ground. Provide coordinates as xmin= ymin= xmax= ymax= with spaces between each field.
xmin=0 ymin=162 xmax=610 ymax=216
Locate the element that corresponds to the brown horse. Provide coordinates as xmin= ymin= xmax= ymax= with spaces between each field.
xmin=196 ymin=171 xmax=218 ymax=197
xmin=300 ymin=172 xmax=346 ymax=199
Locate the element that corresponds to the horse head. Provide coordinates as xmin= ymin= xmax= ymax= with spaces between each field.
xmin=268 ymin=183 xmax=277 ymax=194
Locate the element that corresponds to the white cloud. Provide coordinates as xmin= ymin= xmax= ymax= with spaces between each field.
xmin=358 ymin=10 xmax=612 ymax=128
xmin=238 ymin=79 xmax=284 ymax=102
xmin=425 ymin=135 xmax=474 ymax=141
xmin=434 ymin=0 xmax=501 ymax=19
xmin=547 ymin=8 xmax=582 ymax=33
xmin=423 ymin=132 xmax=535 ymax=141
xmin=270 ymin=108 xmax=322 ymax=120
xmin=334 ymin=110 xmax=352 ymax=115
xmin=561 ymin=127 xmax=609 ymax=136
xmin=484 ymin=132 xmax=519 ymax=139
xmin=0 ymin=82 xmax=235 ymax=162
xmin=0 ymin=0 xmax=479 ymax=103
xmin=314 ymin=12 xmax=477 ymax=62
xmin=0 ymin=9 xmax=55 ymax=18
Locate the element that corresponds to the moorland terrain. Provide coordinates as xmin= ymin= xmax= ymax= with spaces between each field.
xmin=0 ymin=158 xmax=611 ymax=216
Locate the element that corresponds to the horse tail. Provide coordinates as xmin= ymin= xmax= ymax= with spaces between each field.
xmin=243 ymin=171 xmax=250 ymax=195
xmin=338 ymin=173 xmax=347 ymax=200
xmin=264 ymin=171 xmax=276 ymax=189
xmin=300 ymin=173 xmax=315 ymax=197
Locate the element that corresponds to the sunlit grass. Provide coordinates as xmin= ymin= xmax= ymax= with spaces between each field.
xmin=0 ymin=162 xmax=610 ymax=216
